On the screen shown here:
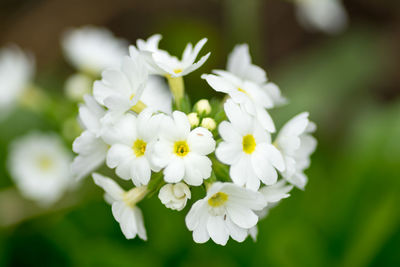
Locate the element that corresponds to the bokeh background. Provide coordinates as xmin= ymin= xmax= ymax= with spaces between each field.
xmin=1 ymin=0 xmax=400 ymax=266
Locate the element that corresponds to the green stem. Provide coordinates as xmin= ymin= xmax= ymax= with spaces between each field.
xmin=166 ymin=75 xmax=184 ymax=110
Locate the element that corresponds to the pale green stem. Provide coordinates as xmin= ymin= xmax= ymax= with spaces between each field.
xmin=166 ymin=75 xmax=185 ymax=110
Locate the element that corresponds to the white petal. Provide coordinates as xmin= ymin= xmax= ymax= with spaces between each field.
xmin=215 ymin=141 xmax=241 ymax=165
xmin=226 ymin=204 xmax=258 ymax=229
xmin=207 ymin=215 xmax=229 ymax=246
xmin=92 ymin=173 xmax=124 ymax=202
xmin=106 ymin=144 xmax=133 ymax=168
xmin=187 ymin=127 xmax=215 ymax=155
xmin=218 ymin=121 xmax=241 ymax=143
xmin=164 ymin=158 xmax=185 ymax=183
xmin=183 ymin=153 xmax=212 ymax=186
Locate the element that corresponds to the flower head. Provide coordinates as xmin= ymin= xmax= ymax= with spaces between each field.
xmin=8 ymin=132 xmax=72 ymax=206
xmin=275 ymin=112 xmax=317 ymax=189
xmin=295 ymin=0 xmax=348 ymax=34
xmin=62 ymin=26 xmax=127 ymax=75
xmin=130 ymin=35 xmax=210 ymax=77
xmin=215 ymin=100 xmax=285 ymax=190
xmin=158 ymin=182 xmax=191 ymax=211
xmin=153 ymin=111 xmax=216 ymax=186
xmin=185 ymin=182 xmax=266 ymax=245
xmin=0 ymin=45 xmax=35 ymax=120
xmin=93 ymin=173 xmax=147 ymax=240
xmin=102 ymin=109 xmax=163 ymax=186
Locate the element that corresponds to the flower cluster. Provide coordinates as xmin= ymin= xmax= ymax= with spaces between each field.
xmin=69 ymin=32 xmax=317 ymax=245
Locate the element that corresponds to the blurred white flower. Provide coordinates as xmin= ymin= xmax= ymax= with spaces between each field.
xmin=140 ymin=75 xmax=172 ymax=114
xmin=185 ymin=182 xmax=266 ymax=245
xmin=295 ymin=0 xmax=348 ymax=34
xmin=153 ymin=111 xmax=216 ymax=186
xmin=64 ymin=73 xmax=92 ymax=102
xmin=0 ymin=45 xmax=35 ymax=120
xmin=275 ymin=112 xmax=317 ymax=189
xmin=103 ymin=109 xmax=163 ymax=186
xmin=71 ymin=95 xmax=108 ymax=180
xmin=93 ymin=55 xmax=148 ymax=116
xmin=130 ymin=35 xmax=210 ymax=77
xmin=215 ymin=100 xmax=285 ymax=190
xmin=158 ymin=182 xmax=191 ymax=211
xmin=93 ymin=173 xmax=147 ymax=240
xmin=62 ymin=26 xmax=127 ymax=75
xmin=8 ymin=132 xmax=72 ymax=206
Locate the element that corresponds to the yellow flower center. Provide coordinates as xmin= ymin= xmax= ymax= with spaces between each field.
xmin=174 ymin=141 xmax=189 ymax=157
xmin=38 ymin=156 xmax=53 ymax=171
xmin=238 ymin=87 xmax=248 ymax=94
xmin=242 ymin=134 xmax=256 ymax=154
xmin=174 ymin=69 xmax=183 ymax=74
xmin=133 ymin=139 xmax=147 ymax=157
xmin=208 ymin=192 xmax=229 ymax=207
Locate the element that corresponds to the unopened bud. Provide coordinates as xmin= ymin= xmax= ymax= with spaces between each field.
xmin=187 ymin=112 xmax=199 ymax=127
xmin=195 ymin=99 xmax=211 ymax=115
xmin=201 ymin=117 xmax=216 ymax=131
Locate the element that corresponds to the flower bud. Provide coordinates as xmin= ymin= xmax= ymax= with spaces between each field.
xmin=65 ymin=73 xmax=92 ymax=102
xmin=201 ymin=117 xmax=216 ymax=131
xmin=194 ymin=99 xmax=211 ymax=115
xmin=187 ymin=112 xmax=199 ymax=127
xmin=158 ymin=183 xmax=191 ymax=211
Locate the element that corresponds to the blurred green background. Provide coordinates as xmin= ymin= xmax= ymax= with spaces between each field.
xmin=1 ymin=0 xmax=400 ymax=266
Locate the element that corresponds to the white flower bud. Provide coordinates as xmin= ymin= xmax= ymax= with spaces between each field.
xmin=187 ymin=112 xmax=199 ymax=127
xmin=65 ymin=73 xmax=92 ymax=102
xmin=158 ymin=183 xmax=191 ymax=211
xmin=194 ymin=99 xmax=211 ymax=115
xmin=201 ymin=117 xmax=216 ymax=131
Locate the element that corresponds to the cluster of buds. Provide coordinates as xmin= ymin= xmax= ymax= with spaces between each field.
xmin=69 ymin=33 xmax=317 ymax=246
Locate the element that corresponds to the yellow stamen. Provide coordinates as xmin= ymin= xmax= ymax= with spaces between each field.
xmin=174 ymin=69 xmax=183 ymax=74
xmin=174 ymin=141 xmax=189 ymax=157
xmin=133 ymin=139 xmax=147 ymax=157
xmin=238 ymin=87 xmax=247 ymax=94
xmin=242 ymin=134 xmax=256 ymax=154
xmin=130 ymin=100 xmax=147 ymax=114
xmin=208 ymin=192 xmax=229 ymax=207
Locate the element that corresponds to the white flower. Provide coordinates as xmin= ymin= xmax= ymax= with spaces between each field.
xmin=140 ymin=75 xmax=172 ymax=114
xmin=92 ymin=173 xmax=147 ymax=240
xmin=93 ymin=55 xmax=148 ymax=116
xmin=158 ymin=182 xmax=191 ymax=211
xmin=194 ymin=99 xmax=211 ymax=115
xmin=215 ymin=100 xmax=285 ymax=190
xmin=249 ymin=180 xmax=293 ymax=241
xmin=103 ymin=109 xmax=163 ymax=186
xmin=295 ymin=0 xmax=348 ymax=34
xmin=152 ymin=111 xmax=216 ymax=186
xmin=62 ymin=26 xmax=127 ymax=74
xmin=71 ymin=95 xmax=108 ymax=180
xmin=227 ymin=44 xmax=286 ymax=106
xmin=227 ymin=44 xmax=267 ymax=85
xmin=202 ymin=71 xmax=276 ymax=132
xmin=0 ymin=45 xmax=34 ymax=120
xmin=130 ymin=35 xmax=210 ymax=77
xmin=185 ymin=182 xmax=266 ymax=245
xmin=8 ymin=132 xmax=72 ymax=206
xmin=275 ymin=112 xmax=317 ymax=189
xmin=64 ymin=73 xmax=92 ymax=102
